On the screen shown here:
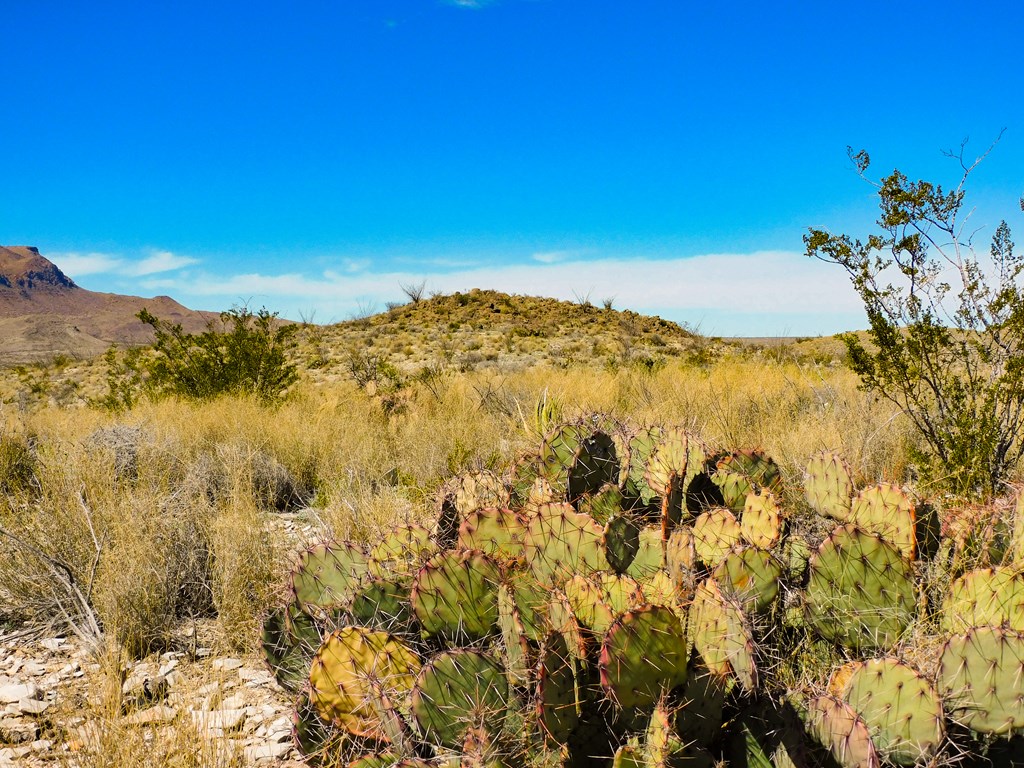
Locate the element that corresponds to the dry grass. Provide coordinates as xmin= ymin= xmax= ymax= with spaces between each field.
xmin=1 ymin=346 xmax=930 ymax=656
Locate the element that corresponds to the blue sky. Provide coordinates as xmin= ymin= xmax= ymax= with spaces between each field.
xmin=4 ymin=0 xmax=1023 ymax=335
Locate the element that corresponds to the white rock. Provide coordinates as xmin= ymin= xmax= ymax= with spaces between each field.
xmin=191 ymin=708 xmax=247 ymax=733
xmin=0 ymin=684 xmax=39 ymax=704
xmin=212 ymin=658 xmax=243 ymax=672
xmin=12 ymin=698 xmax=49 ymax=716
xmin=127 ymin=705 xmax=177 ymax=726
xmin=244 ymin=742 xmax=292 ymax=763
xmin=39 ymin=638 xmax=65 ymax=652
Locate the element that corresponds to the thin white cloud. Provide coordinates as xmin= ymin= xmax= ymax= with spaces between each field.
xmin=444 ymin=0 xmax=495 ymax=7
xmin=53 ymin=248 xmax=199 ymax=279
xmin=52 ymin=252 xmax=124 ymax=277
xmin=150 ymin=250 xmax=866 ymax=336
xmin=532 ymin=250 xmax=579 ymax=264
xmin=126 ymin=250 xmax=199 ymax=276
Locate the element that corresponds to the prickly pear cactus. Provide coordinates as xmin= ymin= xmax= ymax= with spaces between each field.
xmin=805 ymin=524 xmax=917 ymax=652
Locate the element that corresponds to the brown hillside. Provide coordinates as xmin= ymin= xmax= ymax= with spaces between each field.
xmin=0 ymin=245 xmax=215 ymax=365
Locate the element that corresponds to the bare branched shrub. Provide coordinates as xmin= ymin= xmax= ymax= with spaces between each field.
xmin=399 ymin=279 xmax=427 ymax=303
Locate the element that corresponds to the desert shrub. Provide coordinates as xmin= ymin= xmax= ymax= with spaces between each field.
xmin=138 ymin=304 xmax=298 ymax=402
xmin=0 ymin=428 xmax=37 ymax=496
xmin=807 ymin=141 xmax=1024 ymax=495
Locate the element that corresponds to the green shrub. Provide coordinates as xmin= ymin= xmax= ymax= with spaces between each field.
xmin=138 ymin=305 xmax=298 ymax=402
xmin=806 ymin=140 xmax=1024 ymax=496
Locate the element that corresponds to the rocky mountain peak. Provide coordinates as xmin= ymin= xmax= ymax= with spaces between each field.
xmin=0 ymin=246 xmax=78 ymax=291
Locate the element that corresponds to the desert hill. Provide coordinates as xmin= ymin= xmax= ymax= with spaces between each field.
xmin=0 ymin=246 xmax=214 ymax=365
xmin=305 ymin=288 xmax=706 ymax=376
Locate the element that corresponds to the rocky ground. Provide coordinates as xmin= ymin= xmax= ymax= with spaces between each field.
xmin=0 ymin=628 xmax=307 ymax=766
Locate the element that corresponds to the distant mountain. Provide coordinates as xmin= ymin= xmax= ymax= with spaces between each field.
xmin=0 ymin=245 xmax=214 ymax=365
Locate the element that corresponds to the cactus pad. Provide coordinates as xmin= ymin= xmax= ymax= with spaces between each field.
xmin=523 ymin=502 xmax=609 ymax=587
xmin=938 ymin=626 xmax=1024 ymax=735
xmin=411 ymin=549 xmax=501 ymax=641
xmin=411 ymin=649 xmax=510 ymax=750
xmin=308 ymin=626 xmax=421 ymax=740
xmin=625 ymin=525 xmax=666 ymax=581
xmin=457 ymin=507 xmax=527 ymax=564
xmin=849 ymin=484 xmax=917 ymax=560
xmin=690 ymin=578 xmax=758 ymax=691
xmin=644 ymin=427 xmax=689 ymax=498
xmin=804 ymin=450 xmax=853 ymax=521
xmin=605 ymin=513 xmax=641 ymax=573
xmin=740 ymin=489 xmax=783 ymax=550
xmin=292 ymin=541 xmax=371 ymax=612
xmin=712 ymin=546 xmax=783 ymax=613
xmin=537 ymin=631 xmax=585 ymax=744
xmin=350 ymin=577 xmax=414 ymax=633
xmin=805 ymin=525 xmax=916 ymax=652
xmin=940 ymin=567 xmax=1024 ymax=634
xmin=692 ymin=508 xmax=742 ymax=568
xmin=599 ymin=605 xmax=689 ymax=710
xmin=261 ymin=602 xmax=321 ymax=692
xmin=805 ymin=695 xmax=880 ymax=768
xmin=568 ymin=430 xmax=619 ymax=502
xmin=839 ymin=658 xmax=943 ymax=765
xmin=369 ymin=524 xmax=435 ymax=580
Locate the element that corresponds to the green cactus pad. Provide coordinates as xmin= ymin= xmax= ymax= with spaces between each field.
xmin=740 ymin=489 xmax=783 ymax=550
xmin=350 ymin=577 xmax=414 ymax=633
xmin=262 ymin=602 xmax=321 ymax=692
xmin=713 ymin=450 xmax=782 ymax=513
xmin=665 ymin=526 xmax=697 ymax=593
xmin=457 ymin=507 xmax=528 ymax=564
xmin=805 ymin=695 xmax=880 ymax=768
xmin=308 ymin=626 xmax=421 ymax=740
xmin=538 ymin=424 xmax=585 ymax=494
xmin=644 ymin=427 xmax=689 ymax=499
xmin=497 ymin=582 xmax=531 ymax=687
xmin=939 ymin=626 xmax=1024 ymax=735
xmin=804 ymin=450 xmax=853 ymax=521
xmin=292 ymin=541 xmax=371 ymax=612
xmin=369 ymin=524 xmax=435 ymax=580
xmin=506 ymin=569 xmax=548 ymax=642
xmin=523 ymin=502 xmax=609 ymax=587
xmin=625 ymin=525 xmax=665 ymax=581
xmin=692 ymin=508 xmax=742 ymax=568
xmin=645 ymin=699 xmax=687 ymax=767
xmin=805 ymin=524 xmax=916 ymax=652
xmin=411 ymin=649 xmax=510 ymax=750
xmin=563 ymin=573 xmax=642 ymax=635
xmin=581 ymin=483 xmax=626 ymax=526
xmin=564 ymin=574 xmax=616 ymax=635
xmin=546 ymin=590 xmax=590 ymax=664
xmin=940 ymin=567 xmax=1024 ymax=633
xmin=849 ymin=484 xmax=917 ymax=560
xmin=605 ymin=513 xmax=641 ymax=573
xmin=626 ymin=426 xmax=664 ymax=505
xmin=537 ymin=631 xmax=585 ymax=745
xmin=712 ymin=546 xmax=783 ymax=613
xmin=690 ymin=578 xmax=758 ymax=691
xmin=411 ymin=549 xmax=501 ymax=641
xmin=640 ymin=571 xmax=679 ymax=611
xmin=568 ymin=431 xmax=619 ymax=502
xmin=599 ymin=605 xmax=689 ymax=710
xmin=839 ymin=658 xmax=944 ymax=765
